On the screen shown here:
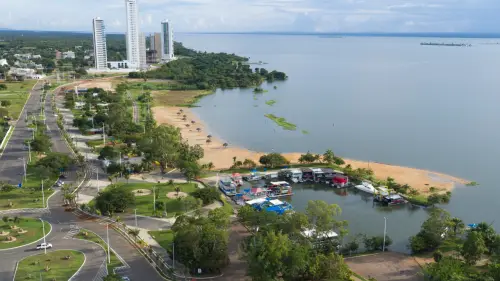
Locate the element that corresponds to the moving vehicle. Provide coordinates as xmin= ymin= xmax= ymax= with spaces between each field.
xmin=36 ymin=243 xmax=53 ymax=250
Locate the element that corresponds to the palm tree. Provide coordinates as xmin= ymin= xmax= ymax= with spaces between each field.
xmin=128 ymin=228 xmax=140 ymax=242
xmin=207 ymin=135 xmax=212 ymax=139
xmin=223 ymin=142 xmax=228 ymax=148
xmin=207 ymin=162 xmax=214 ymax=170
xmin=191 ymin=120 xmax=195 ymax=124
xmin=64 ymin=193 xmax=76 ymax=207
xmin=175 ymin=186 xmax=181 ymax=196
xmin=206 ymin=139 xmax=212 ymax=145
xmin=450 ymin=217 xmax=465 ymax=236
xmin=196 ymin=128 xmax=201 ymax=132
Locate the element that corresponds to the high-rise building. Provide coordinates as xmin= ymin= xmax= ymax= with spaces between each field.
xmin=148 ymin=33 xmax=162 ymax=63
xmin=125 ymin=0 xmax=140 ymax=67
xmin=92 ymin=17 xmax=108 ymax=70
xmin=161 ymin=20 xmax=174 ymax=60
xmin=139 ymin=32 xmax=147 ymax=69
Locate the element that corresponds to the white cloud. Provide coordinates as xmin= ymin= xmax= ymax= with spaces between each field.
xmin=0 ymin=0 xmax=499 ymax=33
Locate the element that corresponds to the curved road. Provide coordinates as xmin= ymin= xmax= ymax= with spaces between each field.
xmin=0 ymin=84 xmax=165 ymax=281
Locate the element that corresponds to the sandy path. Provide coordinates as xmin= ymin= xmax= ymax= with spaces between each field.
xmin=153 ymin=106 xmax=469 ymax=193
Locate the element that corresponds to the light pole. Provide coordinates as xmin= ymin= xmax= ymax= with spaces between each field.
xmin=106 ymin=224 xmax=111 ymax=263
xmin=28 ymin=143 xmax=31 ymax=163
xmin=102 ymin=123 xmax=106 ymax=146
xmin=42 ymin=180 xmax=46 ymax=255
xmin=382 ymin=217 xmax=387 ymax=252
xmin=172 ymin=242 xmax=175 ymax=270
xmin=153 ymin=186 xmax=156 ymax=215
xmin=96 ymin=168 xmax=100 ymax=192
xmin=22 ymin=157 xmax=26 ymax=182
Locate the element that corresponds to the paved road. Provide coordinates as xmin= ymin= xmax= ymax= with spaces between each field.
xmin=0 ymin=82 xmax=41 ymax=184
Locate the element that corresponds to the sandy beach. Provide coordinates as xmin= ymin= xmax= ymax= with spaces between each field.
xmin=153 ymin=106 xmax=469 ymax=194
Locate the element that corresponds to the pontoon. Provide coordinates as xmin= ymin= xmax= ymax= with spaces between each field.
xmin=266 ymin=181 xmax=293 ymax=198
xmin=311 ymin=168 xmax=325 ymax=182
xmin=321 ymin=168 xmax=334 ymax=184
xmin=250 ymin=198 xmax=293 ymax=214
xmin=243 ymin=172 xmax=264 ymax=182
xmin=331 ymin=175 xmax=349 ymax=188
xmin=301 ymin=168 xmax=313 ymax=182
xmin=219 ymin=177 xmax=237 ymax=196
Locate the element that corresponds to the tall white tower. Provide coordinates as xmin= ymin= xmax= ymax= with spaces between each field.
xmin=92 ymin=17 xmax=108 ymax=70
xmin=125 ymin=0 xmax=140 ymax=67
xmin=161 ymin=20 xmax=174 ymax=61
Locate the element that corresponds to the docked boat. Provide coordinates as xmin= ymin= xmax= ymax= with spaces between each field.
xmin=277 ymin=169 xmax=290 ymax=179
xmin=266 ymin=181 xmax=293 ymax=198
xmin=311 ymin=168 xmax=325 ymax=182
xmin=231 ymin=173 xmax=243 ymax=186
xmin=321 ymin=168 xmax=334 ymax=184
xmin=243 ymin=172 xmax=264 ymax=182
xmin=374 ymin=193 xmax=407 ymax=206
xmin=301 ymin=168 xmax=313 ymax=182
xmin=354 ymin=181 xmax=376 ymax=194
xmin=241 ymin=187 xmax=268 ymax=201
xmin=287 ymin=168 xmax=303 ymax=183
xmin=219 ymin=177 xmax=237 ymax=196
xmin=264 ymin=172 xmax=279 ymax=180
xmin=249 ymin=198 xmax=293 ymax=215
xmin=331 ymin=175 xmax=349 ymax=188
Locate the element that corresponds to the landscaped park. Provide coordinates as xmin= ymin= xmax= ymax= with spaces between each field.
xmin=14 ymin=250 xmax=84 ymax=281
xmin=75 ymin=229 xmax=124 ymax=272
xmin=0 ymin=217 xmax=50 ymax=249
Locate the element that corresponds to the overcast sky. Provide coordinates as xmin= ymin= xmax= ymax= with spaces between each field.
xmin=1 ymin=0 xmax=499 ymax=33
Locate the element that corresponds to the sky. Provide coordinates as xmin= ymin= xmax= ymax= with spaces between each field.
xmin=1 ymin=0 xmax=499 ymax=33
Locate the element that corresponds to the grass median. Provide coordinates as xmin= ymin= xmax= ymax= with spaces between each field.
xmin=14 ymin=250 xmax=84 ymax=281
xmin=0 ymin=217 xmax=51 ymax=250
xmin=75 ymin=228 xmax=124 ymax=272
xmin=148 ymin=229 xmax=174 ymax=254
xmin=0 ymin=80 xmax=37 ymax=120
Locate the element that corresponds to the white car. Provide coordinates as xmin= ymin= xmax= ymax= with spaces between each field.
xmin=121 ymin=277 xmax=130 ymax=281
xmin=36 ymin=243 xmax=53 ymax=250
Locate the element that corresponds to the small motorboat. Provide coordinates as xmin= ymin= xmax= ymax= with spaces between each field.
xmin=354 ymin=181 xmax=376 ymax=194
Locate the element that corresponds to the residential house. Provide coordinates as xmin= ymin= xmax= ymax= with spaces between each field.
xmin=62 ymin=51 xmax=76 ymax=59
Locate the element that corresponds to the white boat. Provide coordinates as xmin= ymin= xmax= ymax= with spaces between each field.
xmin=354 ymin=181 xmax=376 ymax=194
xmin=287 ymin=168 xmax=303 ymax=183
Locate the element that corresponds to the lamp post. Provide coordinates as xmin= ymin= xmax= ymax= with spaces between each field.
xmin=42 ymin=179 xmax=46 ymax=255
xmin=153 ymin=186 xmax=156 ymax=215
xmin=382 ymin=217 xmax=387 ymax=252
xmin=106 ymin=224 xmax=111 ymax=263
xmin=134 ymin=209 xmax=138 ymax=228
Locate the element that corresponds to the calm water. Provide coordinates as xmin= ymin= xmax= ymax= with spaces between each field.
xmin=176 ymin=33 xmax=500 ymax=252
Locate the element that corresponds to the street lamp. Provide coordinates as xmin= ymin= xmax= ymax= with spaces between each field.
xmin=106 ymin=223 xmax=111 ymax=264
xmin=42 ymin=179 xmax=47 ymax=255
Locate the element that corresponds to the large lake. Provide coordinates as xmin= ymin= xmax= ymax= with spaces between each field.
xmin=176 ymin=33 xmax=500 ymax=252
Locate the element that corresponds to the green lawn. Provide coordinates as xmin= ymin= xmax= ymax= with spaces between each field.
xmin=0 ymin=187 xmax=54 ymax=210
xmin=148 ymin=229 xmax=174 ymax=254
xmin=0 ymin=217 xmax=51 ymax=249
xmin=0 ymin=81 xmax=37 ymax=120
xmin=75 ymin=229 xmax=124 ymax=272
xmin=14 ymin=250 xmax=84 ymax=281
xmin=119 ymin=182 xmax=199 ymax=217
xmin=220 ymin=195 xmax=234 ymax=215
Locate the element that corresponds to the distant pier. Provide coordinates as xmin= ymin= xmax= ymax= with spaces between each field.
xmin=420 ymin=42 xmax=472 ymax=47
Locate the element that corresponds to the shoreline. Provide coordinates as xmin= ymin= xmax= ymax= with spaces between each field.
xmin=154 ymin=105 xmax=469 ymax=194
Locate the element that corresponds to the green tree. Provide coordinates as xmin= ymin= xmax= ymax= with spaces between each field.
xmin=449 ymin=217 xmax=465 ymax=236
xmin=259 ymin=152 xmax=288 ymax=168
xmin=0 ymin=100 xmax=11 ymax=107
xmin=138 ymin=124 xmax=182 ymax=172
xmin=409 ymin=208 xmax=451 ymax=254
xmin=98 ymin=146 xmax=120 ymax=160
xmin=305 ymin=200 xmax=347 ymax=237
xmin=179 ymin=160 xmax=201 ymax=181
xmin=95 ymin=185 xmax=135 ymax=215
xmin=208 ymin=208 xmax=231 ymax=229
xmin=461 ymin=231 xmax=487 ymax=265
xmin=192 ymin=187 xmax=220 ymax=205
xmin=30 ymin=133 xmax=52 ymax=154
xmin=363 ymin=235 xmax=393 ymax=251
xmin=423 ymin=257 xmax=467 ymax=281
xmin=322 ymin=149 xmax=335 ymax=165
xmin=35 ymin=152 xmax=74 ymax=176
xmin=298 ymin=152 xmax=316 ymax=164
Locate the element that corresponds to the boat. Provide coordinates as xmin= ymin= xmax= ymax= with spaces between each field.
xmin=219 ymin=177 xmax=237 ymax=196
xmin=321 ymin=168 xmax=334 ymax=184
xmin=231 ymin=173 xmax=243 ymax=186
xmin=311 ymin=168 xmax=325 ymax=182
xmin=266 ymin=181 xmax=293 ymax=198
xmin=301 ymin=168 xmax=313 ymax=182
xmin=286 ymin=168 xmax=303 ymax=183
xmin=374 ymin=193 xmax=407 ymax=206
xmin=264 ymin=172 xmax=279 ymax=180
xmin=250 ymin=198 xmax=293 ymax=214
xmin=243 ymin=172 xmax=264 ymax=182
xmin=241 ymin=187 xmax=268 ymax=201
xmin=354 ymin=181 xmax=376 ymax=194
xmin=277 ymin=169 xmax=290 ymax=179
xmin=331 ymin=175 xmax=349 ymax=188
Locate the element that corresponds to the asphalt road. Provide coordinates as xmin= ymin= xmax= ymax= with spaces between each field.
xmin=0 ymin=82 xmax=41 ymax=184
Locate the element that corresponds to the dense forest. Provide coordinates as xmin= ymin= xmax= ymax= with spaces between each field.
xmin=137 ymin=42 xmax=288 ymax=90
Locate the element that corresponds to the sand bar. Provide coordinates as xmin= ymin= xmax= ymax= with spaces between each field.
xmin=152 ymin=106 xmax=469 ymax=194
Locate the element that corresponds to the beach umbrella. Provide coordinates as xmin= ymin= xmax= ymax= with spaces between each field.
xmin=196 ymin=128 xmax=201 ymax=132
xmin=183 ymin=115 xmax=187 ymax=118
xmin=176 ymin=112 xmax=180 ymax=115
xmin=191 ymin=120 xmax=195 ymax=124
xmin=185 ymin=124 xmax=190 ymax=127
xmin=207 ymin=135 xmax=212 ymax=138
xmin=223 ymin=143 xmax=228 ymax=148
xmin=182 ymin=117 xmax=187 ymax=121
xmin=180 ymin=109 xmax=184 ymax=113
xmin=206 ymin=139 xmax=212 ymax=144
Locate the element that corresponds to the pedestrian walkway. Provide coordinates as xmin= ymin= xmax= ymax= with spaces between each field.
xmin=63 ymin=224 xmax=80 ymax=239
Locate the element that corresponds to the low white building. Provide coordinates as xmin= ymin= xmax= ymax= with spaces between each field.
xmin=32 ymin=55 xmax=42 ymax=59
xmin=14 ymin=53 xmax=32 ymax=60
xmin=62 ymin=51 xmax=76 ymax=59
xmin=0 ymin=59 xmax=8 ymax=66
